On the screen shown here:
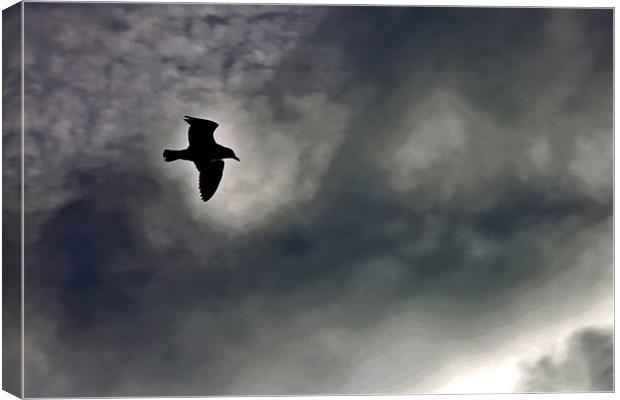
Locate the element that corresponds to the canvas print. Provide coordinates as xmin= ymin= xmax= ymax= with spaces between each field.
xmin=2 ymin=2 xmax=613 ymax=397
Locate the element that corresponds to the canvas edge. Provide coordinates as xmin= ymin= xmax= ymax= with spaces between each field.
xmin=2 ymin=1 xmax=24 ymax=398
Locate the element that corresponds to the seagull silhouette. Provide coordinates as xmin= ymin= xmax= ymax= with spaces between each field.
xmin=163 ymin=116 xmax=239 ymax=202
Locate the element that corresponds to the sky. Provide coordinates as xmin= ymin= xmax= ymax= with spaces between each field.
xmin=8 ymin=3 xmax=613 ymax=397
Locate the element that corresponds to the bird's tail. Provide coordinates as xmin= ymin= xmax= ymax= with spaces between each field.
xmin=163 ymin=149 xmax=183 ymax=162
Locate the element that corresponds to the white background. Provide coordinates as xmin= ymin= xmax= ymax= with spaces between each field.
xmin=0 ymin=0 xmax=616 ymax=399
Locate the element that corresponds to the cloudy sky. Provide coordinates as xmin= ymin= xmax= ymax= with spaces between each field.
xmin=10 ymin=3 xmax=614 ymax=396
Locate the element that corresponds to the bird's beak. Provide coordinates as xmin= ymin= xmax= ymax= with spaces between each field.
xmin=233 ymin=156 xmax=240 ymax=162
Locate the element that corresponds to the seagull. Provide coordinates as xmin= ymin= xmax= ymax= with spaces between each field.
xmin=163 ymin=116 xmax=239 ymax=202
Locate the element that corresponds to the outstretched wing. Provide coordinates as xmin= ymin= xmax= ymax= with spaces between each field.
xmin=197 ymin=160 xmax=225 ymax=202
xmin=184 ymin=116 xmax=219 ymax=148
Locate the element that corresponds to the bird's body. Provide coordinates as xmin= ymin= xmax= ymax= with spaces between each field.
xmin=163 ymin=144 xmax=234 ymax=163
xmin=163 ymin=116 xmax=239 ymax=202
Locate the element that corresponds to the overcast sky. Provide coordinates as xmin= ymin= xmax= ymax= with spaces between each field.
xmin=13 ymin=4 xmax=613 ymax=396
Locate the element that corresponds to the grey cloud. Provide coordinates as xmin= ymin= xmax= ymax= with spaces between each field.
xmin=24 ymin=4 xmax=350 ymax=233
xmin=517 ymin=326 xmax=613 ymax=392
xmin=337 ymin=9 xmax=611 ymax=207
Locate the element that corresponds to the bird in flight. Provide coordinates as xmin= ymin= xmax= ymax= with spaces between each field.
xmin=163 ymin=116 xmax=239 ymax=202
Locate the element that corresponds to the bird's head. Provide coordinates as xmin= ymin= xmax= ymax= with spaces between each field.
xmin=223 ymin=147 xmax=240 ymax=162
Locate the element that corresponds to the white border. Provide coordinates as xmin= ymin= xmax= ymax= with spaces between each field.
xmin=0 ymin=1 xmax=615 ymax=400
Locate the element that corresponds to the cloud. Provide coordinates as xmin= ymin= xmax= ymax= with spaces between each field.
xmin=23 ymin=3 xmax=353 ymax=233
xmin=161 ymin=92 xmax=350 ymax=231
xmin=517 ymin=326 xmax=613 ymax=392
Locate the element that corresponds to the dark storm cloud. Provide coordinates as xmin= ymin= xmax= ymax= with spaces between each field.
xmin=20 ymin=4 xmax=612 ymax=396
xmin=517 ymin=326 xmax=613 ymax=392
